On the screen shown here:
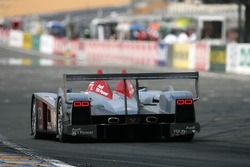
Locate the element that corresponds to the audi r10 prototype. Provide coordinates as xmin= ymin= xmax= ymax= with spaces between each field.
xmin=31 ymin=71 xmax=200 ymax=142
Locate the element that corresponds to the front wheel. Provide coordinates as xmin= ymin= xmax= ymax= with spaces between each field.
xmin=31 ymin=96 xmax=42 ymax=139
xmin=57 ymin=98 xmax=70 ymax=142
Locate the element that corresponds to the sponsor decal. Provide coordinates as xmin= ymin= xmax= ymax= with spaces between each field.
xmin=95 ymin=84 xmax=109 ymax=96
xmin=210 ymin=45 xmax=226 ymax=72
xmin=72 ymin=128 xmax=94 ymax=136
xmin=194 ymin=42 xmax=210 ymax=71
xmin=87 ymin=81 xmax=94 ymax=91
xmin=172 ymin=43 xmax=191 ymax=69
xmin=9 ymin=30 xmax=23 ymax=48
xmin=186 ymin=126 xmax=195 ymax=130
xmin=87 ymin=81 xmax=113 ymax=99
xmin=236 ymin=44 xmax=250 ymax=74
xmin=170 ymin=124 xmax=197 ymax=137
xmin=157 ymin=43 xmax=167 ymax=65
xmin=23 ymin=33 xmax=32 ymax=49
xmin=172 ymin=129 xmax=187 ymax=136
xmin=226 ymin=43 xmax=238 ymax=73
xmin=239 ymin=46 xmax=250 ymax=67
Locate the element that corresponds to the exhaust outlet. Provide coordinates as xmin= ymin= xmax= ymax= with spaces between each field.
xmin=108 ymin=117 xmax=120 ymax=124
xmin=146 ymin=116 xmax=158 ymax=123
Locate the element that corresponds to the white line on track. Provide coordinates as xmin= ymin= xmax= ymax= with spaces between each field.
xmin=0 ymin=134 xmax=75 ymax=167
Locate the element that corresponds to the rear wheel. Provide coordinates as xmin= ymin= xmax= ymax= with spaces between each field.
xmin=31 ymin=96 xmax=42 ymax=139
xmin=57 ymin=98 xmax=70 ymax=142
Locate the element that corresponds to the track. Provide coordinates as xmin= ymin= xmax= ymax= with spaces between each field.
xmin=0 ymin=47 xmax=250 ymax=167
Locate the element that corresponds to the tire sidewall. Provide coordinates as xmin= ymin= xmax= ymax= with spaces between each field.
xmin=57 ymin=98 xmax=67 ymax=142
xmin=31 ymin=96 xmax=40 ymax=139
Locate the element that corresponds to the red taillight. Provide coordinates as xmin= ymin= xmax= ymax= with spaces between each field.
xmin=81 ymin=102 xmax=90 ymax=107
xmin=176 ymin=99 xmax=185 ymax=105
xmin=176 ymin=99 xmax=193 ymax=105
xmin=185 ymin=99 xmax=193 ymax=105
xmin=73 ymin=101 xmax=90 ymax=107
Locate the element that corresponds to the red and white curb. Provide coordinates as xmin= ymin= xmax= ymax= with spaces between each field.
xmin=0 ymin=134 xmax=75 ymax=167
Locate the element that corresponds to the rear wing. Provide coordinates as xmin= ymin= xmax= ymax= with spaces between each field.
xmin=63 ymin=72 xmax=200 ymax=101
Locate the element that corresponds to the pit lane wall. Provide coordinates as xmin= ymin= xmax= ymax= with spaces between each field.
xmin=0 ymin=28 xmax=250 ymax=75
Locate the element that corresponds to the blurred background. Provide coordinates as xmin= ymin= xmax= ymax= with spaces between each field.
xmin=0 ymin=0 xmax=247 ymax=41
xmin=0 ymin=0 xmax=249 ymax=73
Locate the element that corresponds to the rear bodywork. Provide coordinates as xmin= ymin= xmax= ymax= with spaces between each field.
xmin=31 ymin=72 xmax=200 ymax=141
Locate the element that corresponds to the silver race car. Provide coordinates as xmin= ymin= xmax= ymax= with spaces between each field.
xmin=31 ymin=70 xmax=200 ymax=142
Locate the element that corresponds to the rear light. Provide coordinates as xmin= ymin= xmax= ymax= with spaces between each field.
xmin=185 ymin=99 xmax=193 ymax=105
xmin=175 ymin=99 xmax=195 ymax=123
xmin=176 ymin=99 xmax=193 ymax=105
xmin=72 ymin=101 xmax=91 ymax=125
xmin=73 ymin=101 xmax=90 ymax=107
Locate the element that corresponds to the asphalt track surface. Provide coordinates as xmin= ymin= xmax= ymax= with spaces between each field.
xmin=0 ymin=46 xmax=250 ymax=167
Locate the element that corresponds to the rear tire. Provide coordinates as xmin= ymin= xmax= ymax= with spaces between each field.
xmin=57 ymin=98 xmax=70 ymax=142
xmin=31 ymin=96 xmax=42 ymax=139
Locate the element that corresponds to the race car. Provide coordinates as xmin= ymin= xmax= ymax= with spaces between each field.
xmin=30 ymin=70 xmax=200 ymax=142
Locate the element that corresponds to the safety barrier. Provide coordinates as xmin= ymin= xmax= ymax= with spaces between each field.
xmin=193 ymin=42 xmax=210 ymax=71
xmin=0 ymin=28 xmax=249 ymax=75
xmin=210 ymin=45 xmax=226 ymax=72
xmin=226 ymin=44 xmax=250 ymax=75
xmin=53 ymin=38 xmax=83 ymax=59
xmin=40 ymin=34 xmax=54 ymax=54
xmin=0 ymin=29 xmax=9 ymax=44
xmin=172 ymin=43 xmax=191 ymax=69
xmin=84 ymin=40 xmax=158 ymax=66
xmin=32 ymin=35 xmax=40 ymax=51
xmin=9 ymin=30 xmax=23 ymax=48
xmin=54 ymin=37 xmax=67 ymax=56
xmin=23 ymin=33 xmax=32 ymax=49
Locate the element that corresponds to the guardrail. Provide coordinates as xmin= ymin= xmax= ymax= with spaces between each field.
xmin=0 ymin=28 xmax=249 ymax=75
